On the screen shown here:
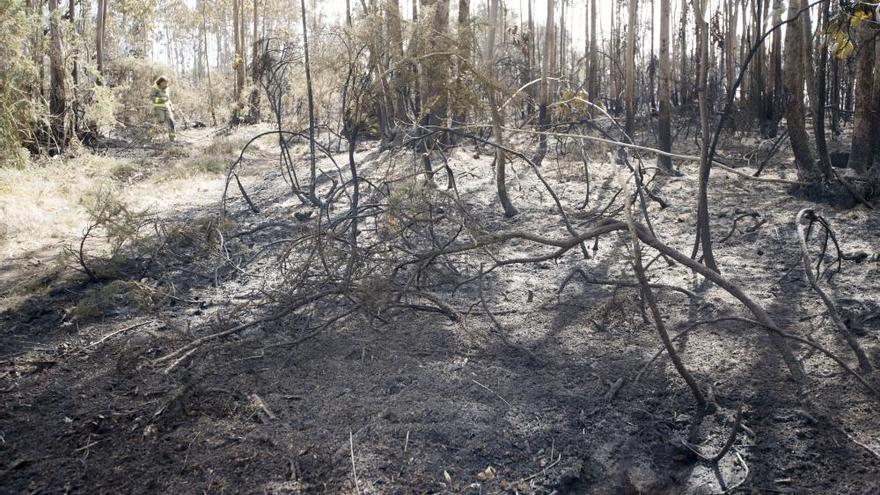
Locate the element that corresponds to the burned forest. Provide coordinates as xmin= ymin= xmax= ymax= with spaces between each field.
xmin=2 ymin=0 xmax=880 ymax=493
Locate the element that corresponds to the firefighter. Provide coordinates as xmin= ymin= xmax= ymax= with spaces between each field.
xmin=150 ymin=76 xmax=176 ymax=141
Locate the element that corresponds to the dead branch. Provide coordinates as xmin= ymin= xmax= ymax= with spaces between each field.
xmin=796 ymin=208 xmax=873 ymax=373
xmin=624 ymin=185 xmax=707 ymax=407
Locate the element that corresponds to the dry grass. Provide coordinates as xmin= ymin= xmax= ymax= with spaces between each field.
xmin=0 ymin=131 xmax=256 ymax=263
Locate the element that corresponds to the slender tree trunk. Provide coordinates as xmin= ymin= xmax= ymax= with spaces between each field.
xmin=486 ymin=0 xmax=517 ymax=217
xmin=850 ymin=26 xmax=875 ymax=175
xmin=535 ymin=0 xmax=555 ymax=165
xmin=830 ymin=55 xmax=840 ymax=136
xmin=658 ymin=0 xmax=672 ymax=171
xmin=812 ymin=0 xmax=831 ymax=175
xmin=768 ymin=0 xmax=783 ymax=137
xmin=783 ymin=0 xmax=818 ymax=180
xmin=588 ymin=0 xmax=598 ymax=100
xmin=625 ymin=0 xmax=637 ymax=135
xmin=96 ymin=0 xmax=108 ymax=76
xmin=694 ymin=0 xmax=718 ymax=272
xmin=453 ymin=0 xmax=470 ymax=127
xmin=48 ymin=0 xmax=67 ymax=153
xmin=232 ymin=0 xmax=245 ymax=122
xmin=300 ymin=0 xmax=320 ymax=205
xmin=559 ymin=0 xmax=566 ymax=82
xmin=247 ymin=0 xmax=261 ymax=123
xmin=201 ymin=0 xmax=217 ymax=126
xmin=386 ymin=0 xmax=407 ymax=128
xmin=678 ymin=0 xmax=688 ymax=104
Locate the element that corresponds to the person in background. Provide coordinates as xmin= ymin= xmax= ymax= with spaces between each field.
xmin=151 ymin=76 xmax=176 ymax=142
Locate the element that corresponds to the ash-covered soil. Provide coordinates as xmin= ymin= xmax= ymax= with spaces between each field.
xmin=2 ymin=127 xmax=879 ymax=494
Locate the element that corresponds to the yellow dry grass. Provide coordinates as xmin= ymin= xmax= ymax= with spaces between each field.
xmin=0 ymin=129 xmax=262 ymax=263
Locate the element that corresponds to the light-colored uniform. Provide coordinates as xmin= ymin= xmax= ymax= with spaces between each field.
xmin=150 ymin=85 xmax=176 ymax=141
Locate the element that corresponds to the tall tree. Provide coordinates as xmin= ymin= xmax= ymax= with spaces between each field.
xmin=694 ymin=0 xmax=718 ymax=272
xmin=485 ymin=0 xmax=517 ymax=217
xmin=453 ymin=0 xmax=470 ymax=127
xmin=767 ymin=0 xmax=783 ymax=137
xmin=232 ymin=0 xmax=245 ymax=122
xmin=588 ymin=0 xmax=598 ymax=100
xmin=625 ymin=0 xmax=637 ymax=135
xmin=849 ymin=10 xmax=875 ymax=174
xmin=385 ymin=0 xmax=407 ymax=128
xmin=678 ymin=0 xmax=689 ymax=104
xmin=657 ymin=0 xmax=672 ymax=171
xmin=536 ymin=0 xmax=554 ymax=165
xmin=247 ymin=0 xmax=261 ymax=123
xmin=96 ymin=0 xmax=108 ymax=76
xmin=48 ymin=0 xmax=67 ymax=152
xmin=812 ymin=0 xmax=831 ymax=173
xmin=300 ymin=0 xmax=320 ymax=204
xmin=783 ymin=0 xmax=819 ymax=180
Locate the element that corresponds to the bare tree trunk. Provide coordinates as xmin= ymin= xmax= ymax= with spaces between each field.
xmin=830 ymin=40 xmax=841 ymax=135
xmin=678 ymin=0 xmax=688 ymax=104
xmin=246 ymin=0 xmax=261 ymax=123
xmin=453 ymin=0 xmax=470 ymax=127
xmin=96 ymin=0 xmax=108 ymax=77
xmin=871 ymin=39 xmax=880 ymax=169
xmin=201 ymin=0 xmax=217 ymax=126
xmin=385 ymin=0 xmax=408 ymax=128
xmin=624 ymin=0 xmax=637 ymax=135
xmin=559 ymin=0 xmax=566 ymax=82
xmin=694 ymin=0 xmax=719 ymax=273
xmin=812 ymin=0 xmax=831 ymax=175
xmin=300 ymin=0 xmax=320 ymax=205
xmin=232 ymin=0 xmax=245 ymax=122
xmin=535 ymin=0 xmax=555 ymax=165
xmin=526 ymin=0 xmax=535 ymax=116
xmin=768 ymin=0 xmax=783 ymax=137
xmin=724 ymin=0 xmax=738 ymax=105
xmin=657 ymin=0 xmax=672 ymax=171
xmin=418 ymin=0 xmax=450 ymax=175
xmin=588 ymin=0 xmax=598 ymax=100
xmin=783 ymin=0 xmax=818 ymax=181
xmin=486 ymin=0 xmax=517 ymax=217
xmin=48 ymin=0 xmax=67 ymax=153
xmin=850 ymin=23 xmax=875 ymax=175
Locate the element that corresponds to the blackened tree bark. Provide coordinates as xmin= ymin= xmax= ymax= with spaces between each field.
xmin=783 ymin=0 xmax=819 ymax=181
xmin=850 ymin=20 xmax=875 ymax=175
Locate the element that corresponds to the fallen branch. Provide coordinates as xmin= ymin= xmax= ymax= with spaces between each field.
xmin=796 ymin=209 xmax=872 ymax=373
xmin=87 ymin=320 xmax=156 ymax=348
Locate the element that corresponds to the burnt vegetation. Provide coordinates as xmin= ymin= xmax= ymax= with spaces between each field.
xmin=2 ymin=0 xmax=880 ymax=493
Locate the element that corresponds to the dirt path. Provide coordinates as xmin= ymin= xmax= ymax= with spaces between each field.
xmin=1 ymin=131 xmax=879 ymax=494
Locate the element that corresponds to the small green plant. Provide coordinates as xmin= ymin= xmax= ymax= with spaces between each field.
xmin=84 ymin=84 xmax=120 ymax=136
xmin=69 ymin=188 xmax=155 ymax=281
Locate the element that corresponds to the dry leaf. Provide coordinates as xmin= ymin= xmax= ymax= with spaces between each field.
xmin=477 ymin=466 xmax=497 ymax=481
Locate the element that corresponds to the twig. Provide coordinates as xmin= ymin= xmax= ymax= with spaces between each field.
xmin=840 ymin=428 xmax=880 ymax=459
xmin=350 ymin=430 xmax=362 ymax=495
xmin=249 ymin=393 xmax=277 ymax=420
xmin=722 ymin=450 xmax=750 ymax=494
xmin=471 ymin=379 xmax=512 ymax=408
xmin=87 ymin=320 xmax=156 ymax=348
xmin=516 ymin=453 xmax=562 ymax=484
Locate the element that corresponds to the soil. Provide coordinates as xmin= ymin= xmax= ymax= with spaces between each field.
xmin=1 ymin=126 xmax=879 ymax=494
